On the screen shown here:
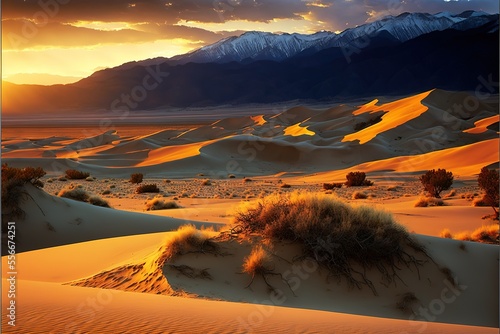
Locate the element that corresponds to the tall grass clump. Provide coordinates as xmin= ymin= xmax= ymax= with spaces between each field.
xmin=231 ymin=191 xmax=429 ymax=295
xmin=160 ymin=225 xmax=219 ymax=263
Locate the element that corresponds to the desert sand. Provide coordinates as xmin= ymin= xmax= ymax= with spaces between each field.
xmin=1 ymin=89 xmax=498 ymax=333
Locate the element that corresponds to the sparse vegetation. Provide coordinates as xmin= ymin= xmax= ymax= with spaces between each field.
xmin=280 ymin=183 xmax=291 ymax=188
xmin=351 ymin=191 xmax=368 ymax=199
xmin=231 ymin=191 xmax=430 ymax=295
xmin=1 ymin=164 xmax=46 ymax=229
xmin=419 ymin=169 xmax=453 ymax=198
xmin=345 ymin=171 xmax=373 ymax=187
xmin=65 ymin=169 xmax=90 ymax=180
xmin=145 ymin=198 xmax=180 ymax=211
xmin=58 ymin=184 xmax=111 ymax=208
xmin=414 ymin=196 xmax=445 ymax=207
xmin=136 ymin=184 xmax=160 ymax=194
xmin=439 ymin=225 xmax=499 ymax=244
xmin=129 ymin=173 xmax=144 ymax=184
xmin=477 ymin=167 xmax=499 ymax=219
xmin=201 ymin=179 xmax=212 ymax=186
xmin=323 ymin=183 xmax=343 ymax=190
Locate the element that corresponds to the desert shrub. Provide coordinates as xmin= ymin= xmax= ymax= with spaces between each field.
xmin=352 ymin=191 xmax=368 ymax=199
xmin=136 ymin=184 xmax=160 ymax=194
xmin=1 ymin=164 xmax=46 ymax=228
xmin=414 ymin=196 xmax=444 ymax=207
xmin=87 ymin=195 xmax=111 ymax=208
xmin=65 ymin=169 xmax=90 ymax=180
xmin=231 ymin=191 xmax=429 ymax=295
xmin=280 ymin=183 xmax=291 ymax=188
xmin=161 ymin=225 xmax=218 ymax=262
xmin=323 ymin=183 xmax=343 ymax=190
xmin=85 ymin=176 xmax=94 ymax=182
xmin=145 ymin=198 xmax=180 ymax=211
xmin=129 ymin=173 xmax=144 ymax=184
xmin=478 ymin=167 xmax=499 ymax=219
xmin=470 ymin=225 xmax=499 ymax=244
xmin=472 ymin=195 xmax=489 ymax=207
xmin=445 ymin=225 xmax=498 ymax=244
xmin=201 ymin=179 xmax=211 ymax=186
xmin=243 ymin=178 xmax=252 ymax=183
xmin=228 ymin=174 xmax=236 ymax=179
xmin=419 ymin=169 xmax=453 ymax=198
xmin=345 ymin=171 xmax=373 ymax=187
xmin=58 ymin=185 xmax=89 ymax=202
xmin=440 ymin=229 xmax=453 ymax=239
xmin=58 ymin=185 xmax=111 ymax=208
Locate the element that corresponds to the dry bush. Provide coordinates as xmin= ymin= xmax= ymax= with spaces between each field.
xmin=58 ymin=185 xmax=111 ymax=208
xmin=243 ymin=178 xmax=252 ymax=183
xmin=323 ymin=183 xmax=343 ymax=190
xmin=345 ymin=171 xmax=373 ymax=187
xmin=414 ymin=196 xmax=444 ymax=207
xmin=470 ymin=225 xmax=499 ymax=244
xmin=65 ymin=169 xmax=90 ymax=180
xmin=231 ymin=191 xmax=429 ymax=295
xmin=280 ymin=184 xmax=291 ymax=188
xmin=352 ymin=191 xmax=368 ymax=199
xmin=129 ymin=173 xmax=144 ymax=184
xmin=419 ymin=169 xmax=453 ymax=198
xmin=88 ymin=195 xmax=111 ymax=208
xmin=1 ymin=164 xmax=46 ymax=229
xmin=442 ymin=225 xmax=499 ymax=244
xmin=440 ymin=229 xmax=453 ymax=239
xmin=58 ymin=185 xmax=89 ymax=202
xmin=228 ymin=174 xmax=236 ymax=179
xmin=136 ymin=184 xmax=160 ymax=194
xmin=162 ymin=225 xmax=218 ymax=262
xmin=145 ymin=198 xmax=180 ymax=211
xmin=478 ymin=167 xmax=499 ymax=219
xmin=472 ymin=195 xmax=489 ymax=207
xmin=201 ymin=179 xmax=212 ymax=186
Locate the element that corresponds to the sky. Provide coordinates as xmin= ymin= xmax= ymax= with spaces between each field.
xmin=2 ymin=0 xmax=498 ymax=85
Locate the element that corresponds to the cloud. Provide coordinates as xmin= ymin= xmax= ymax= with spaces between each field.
xmin=306 ymin=0 xmax=498 ymax=31
xmin=1 ymin=19 xmax=242 ymax=50
xmin=2 ymin=0 xmax=310 ymax=24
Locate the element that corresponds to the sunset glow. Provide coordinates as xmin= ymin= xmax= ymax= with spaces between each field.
xmin=2 ymin=0 xmax=497 ymax=85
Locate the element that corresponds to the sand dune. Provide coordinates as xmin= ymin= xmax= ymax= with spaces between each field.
xmin=2 ymin=89 xmax=498 ymax=178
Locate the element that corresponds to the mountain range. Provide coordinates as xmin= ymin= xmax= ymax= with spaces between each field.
xmin=3 ymin=11 xmax=498 ymax=113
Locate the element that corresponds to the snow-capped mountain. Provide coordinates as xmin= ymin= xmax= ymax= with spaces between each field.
xmin=172 ymin=11 xmax=497 ymax=64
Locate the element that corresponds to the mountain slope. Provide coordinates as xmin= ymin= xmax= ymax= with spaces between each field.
xmin=2 ymin=13 xmax=498 ymax=113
